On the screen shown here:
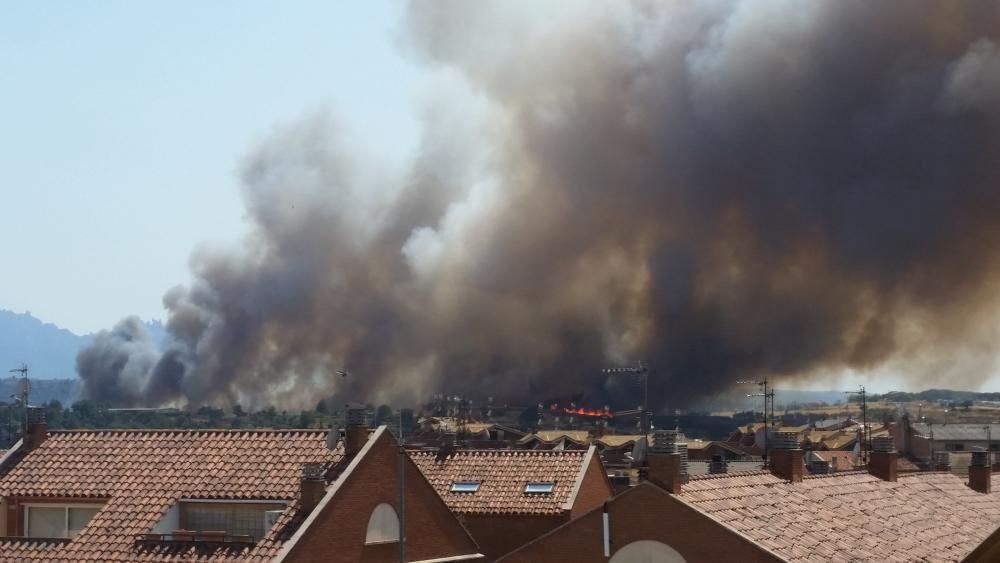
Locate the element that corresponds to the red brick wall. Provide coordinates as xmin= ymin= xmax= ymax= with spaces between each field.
xmin=570 ymin=452 xmax=613 ymax=519
xmin=463 ymin=513 xmax=567 ymax=562
xmin=283 ymin=430 xmax=480 ymax=563
xmin=498 ymin=483 xmax=783 ymax=563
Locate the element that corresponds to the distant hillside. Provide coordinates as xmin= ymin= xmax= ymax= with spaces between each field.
xmin=0 ymin=310 xmax=166 ymax=380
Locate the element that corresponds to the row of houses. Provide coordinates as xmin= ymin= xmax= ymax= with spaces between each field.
xmin=1 ymin=413 xmax=1000 ymax=561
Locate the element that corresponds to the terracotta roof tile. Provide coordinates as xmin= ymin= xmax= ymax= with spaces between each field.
xmin=411 ymin=449 xmax=590 ymax=515
xmin=0 ymin=429 xmax=344 ymax=562
xmin=677 ymin=470 xmax=1000 ymax=562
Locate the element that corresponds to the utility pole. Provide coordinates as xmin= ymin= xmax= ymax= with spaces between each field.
xmin=398 ymin=411 xmax=406 ymax=563
xmin=603 ymin=362 xmax=650 ymax=441
xmin=738 ymin=378 xmax=773 ymax=468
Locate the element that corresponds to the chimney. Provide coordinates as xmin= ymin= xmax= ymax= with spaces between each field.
xmin=869 ymin=436 xmax=897 ymax=482
xmin=300 ymin=463 xmax=327 ymax=513
xmin=968 ymin=448 xmax=992 ymax=494
xmin=436 ymin=431 xmax=458 ymax=461
xmin=709 ymin=454 xmax=728 ymax=474
xmin=344 ymin=405 xmax=370 ymax=456
xmin=769 ymin=431 xmax=804 ymax=483
xmin=933 ymin=451 xmax=951 ymax=472
xmin=646 ymin=430 xmax=684 ymax=493
xmin=24 ymin=407 xmax=48 ymax=451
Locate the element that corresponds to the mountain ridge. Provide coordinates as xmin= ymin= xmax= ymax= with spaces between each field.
xmin=0 ymin=309 xmax=165 ymax=379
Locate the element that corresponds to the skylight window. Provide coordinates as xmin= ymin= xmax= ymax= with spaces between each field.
xmin=450 ymin=481 xmax=481 ymax=493
xmin=524 ymin=482 xmax=555 ymax=494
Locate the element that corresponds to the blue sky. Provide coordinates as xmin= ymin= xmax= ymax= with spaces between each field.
xmin=0 ymin=1 xmax=422 ymax=334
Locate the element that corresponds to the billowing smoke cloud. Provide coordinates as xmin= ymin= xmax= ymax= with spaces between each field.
xmin=78 ymin=0 xmax=1000 ymax=409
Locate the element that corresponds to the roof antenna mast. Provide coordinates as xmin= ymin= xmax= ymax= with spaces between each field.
xmin=10 ymin=364 xmax=30 ymax=439
xmin=738 ymin=377 xmax=774 ymax=469
xmin=603 ymin=362 xmax=650 ymax=441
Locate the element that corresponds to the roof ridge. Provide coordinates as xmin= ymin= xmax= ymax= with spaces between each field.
xmin=801 ymin=470 xmax=872 ymax=480
xmin=409 ymin=449 xmax=585 ymax=456
xmin=48 ymin=428 xmax=327 ymax=434
xmin=687 ymin=470 xmax=772 ymax=482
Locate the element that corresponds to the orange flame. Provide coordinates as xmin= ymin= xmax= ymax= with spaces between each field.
xmin=548 ymin=403 xmax=613 ymax=418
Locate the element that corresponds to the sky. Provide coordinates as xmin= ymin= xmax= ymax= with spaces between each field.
xmin=0 ymin=1 xmax=422 ymax=335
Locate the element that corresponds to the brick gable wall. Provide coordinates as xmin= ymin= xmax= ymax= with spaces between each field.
xmin=281 ymin=430 xmax=480 ymax=563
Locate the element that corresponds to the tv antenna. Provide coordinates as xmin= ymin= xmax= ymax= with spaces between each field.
xmin=10 ymin=364 xmax=30 ymax=440
xmin=737 ymin=377 xmax=774 ymax=468
xmin=844 ymin=385 xmax=868 ymax=464
xmin=603 ymin=362 xmax=650 ymax=441
xmin=10 ymin=364 xmax=29 ymax=404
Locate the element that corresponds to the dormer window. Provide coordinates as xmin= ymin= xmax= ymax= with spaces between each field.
xmin=143 ymin=499 xmax=287 ymax=544
xmin=24 ymin=503 xmax=103 ymax=539
xmin=450 ymin=481 xmax=481 ymax=493
xmin=524 ymin=482 xmax=555 ymax=494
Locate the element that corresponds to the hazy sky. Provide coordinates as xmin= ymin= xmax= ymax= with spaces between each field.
xmin=0 ymin=1 xmax=422 ymax=335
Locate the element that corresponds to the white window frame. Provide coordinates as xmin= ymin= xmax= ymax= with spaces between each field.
xmin=524 ymin=482 xmax=555 ymax=494
xmin=23 ymin=503 xmax=104 ymax=539
xmin=450 ymin=481 xmax=481 ymax=493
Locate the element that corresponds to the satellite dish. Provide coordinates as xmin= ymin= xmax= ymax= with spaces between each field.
xmin=15 ymin=378 xmax=31 ymax=403
xmin=326 ymin=424 xmax=341 ymax=450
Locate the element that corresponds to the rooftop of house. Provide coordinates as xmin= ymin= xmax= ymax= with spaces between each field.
xmin=806 ymin=450 xmax=856 ymax=471
xmin=812 ymin=417 xmax=855 ymax=430
xmin=676 ymin=469 xmax=1000 ymax=562
xmin=463 ymin=423 xmax=525 ymax=437
xmin=519 ymin=431 xmax=591 ymax=444
xmin=410 ymin=447 xmax=596 ymax=516
xmin=594 ymin=435 xmax=643 ymax=448
xmin=911 ymin=423 xmax=1000 ymax=441
xmin=0 ymin=428 xmax=347 ymax=562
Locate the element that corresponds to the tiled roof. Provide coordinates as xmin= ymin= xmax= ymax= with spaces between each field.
xmin=809 ymin=450 xmax=856 ymax=471
xmin=411 ymin=448 xmax=592 ymax=515
xmin=0 ymin=429 xmax=345 ymax=562
xmin=911 ymin=423 xmax=1000 ymax=441
xmin=677 ymin=470 xmax=1000 ymax=562
xmin=519 ymin=431 xmax=590 ymax=444
xmin=820 ymin=432 xmax=859 ymax=450
xmin=595 ymin=435 xmax=642 ymax=448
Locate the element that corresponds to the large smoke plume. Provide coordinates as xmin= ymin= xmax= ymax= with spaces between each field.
xmin=78 ymin=1 xmax=1000 ymax=409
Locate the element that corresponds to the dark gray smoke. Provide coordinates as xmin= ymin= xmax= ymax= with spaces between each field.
xmin=78 ymin=1 xmax=1000 ymax=409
